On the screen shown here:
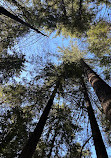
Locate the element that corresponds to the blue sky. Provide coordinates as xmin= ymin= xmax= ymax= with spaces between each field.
xmin=0 ymin=0 xmax=111 ymax=157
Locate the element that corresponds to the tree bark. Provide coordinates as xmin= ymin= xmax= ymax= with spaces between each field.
xmin=82 ymin=79 xmax=108 ymax=158
xmin=0 ymin=7 xmax=46 ymax=36
xmin=19 ymin=81 xmax=60 ymax=158
xmin=80 ymin=58 xmax=111 ymax=122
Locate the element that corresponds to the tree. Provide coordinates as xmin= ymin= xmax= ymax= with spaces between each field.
xmin=19 ymin=80 xmax=60 ymax=158
xmin=32 ymin=0 xmax=94 ymax=37
xmin=19 ymin=59 xmax=91 ymax=157
xmin=0 ymin=80 xmax=56 ymax=157
xmin=33 ymin=102 xmax=88 ymax=158
xmin=59 ymin=43 xmax=111 ymax=122
xmin=81 ymin=77 xmax=108 ymax=158
xmin=80 ymin=58 xmax=111 ymax=122
xmin=1 ymin=0 xmax=111 ymax=157
xmin=59 ymin=44 xmax=109 ymax=157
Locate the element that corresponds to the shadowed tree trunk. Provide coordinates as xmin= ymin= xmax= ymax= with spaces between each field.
xmin=19 ymin=81 xmax=60 ymax=158
xmin=82 ymin=78 xmax=108 ymax=158
xmin=0 ymin=7 xmax=46 ymax=36
xmin=80 ymin=58 xmax=111 ymax=122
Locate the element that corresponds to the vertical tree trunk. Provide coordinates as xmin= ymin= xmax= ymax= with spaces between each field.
xmin=0 ymin=7 xmax=46 ymax=36
xmin=19 ymin=81 xmax=60 ymax=158
xmin=82 ymin=79 xmax=108 ymax=158
xmin=80 ymin=58 xmax=111 ymax=122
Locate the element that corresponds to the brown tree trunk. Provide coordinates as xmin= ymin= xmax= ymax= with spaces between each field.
xmin=80 ymin=58 xmax=111 ymax=122
xmin=0 ymin=7 xmax=46 ymax=36
xmin=82 ymin=79 xmax=108 ymax=158
xmin=19 ymin=81 xmax=60 ymax=158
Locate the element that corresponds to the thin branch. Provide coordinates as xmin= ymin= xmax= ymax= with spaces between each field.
xmin=80 ymin=135 xmax=92 ymax=158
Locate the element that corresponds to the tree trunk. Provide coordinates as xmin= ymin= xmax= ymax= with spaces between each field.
xmin=80 ymin=58 xmax=111 ymax=122
xmin=82 ymin=79 xmax=108 ymax=158
xmin=0 ymin=7 xmax=46 ymax=36
xmin=19 ymin=81 xmax=60 ymax=158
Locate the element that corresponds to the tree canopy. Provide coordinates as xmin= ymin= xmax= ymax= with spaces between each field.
xmin=0 ymin=0 xmax=111 ymax=157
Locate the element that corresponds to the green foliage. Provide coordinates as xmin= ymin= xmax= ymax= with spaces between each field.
xmin=0 ymin=51 xmax=25 ymax=83
xmin=58 ymin=42 xmax=83 ymax=63
xmin=0 ymin=106 xmax=32 ymax=158
xmin=100 ymin=56 xmax=111 ymax=67
xmin=33 ymin=103 xmax=88 ymax=157
xmin=0 ymin=0 xmax=111 ymax=157
xmin=0 ymin=14 xmax=29 ymax=52
xmin=58 ymin=43 xmax=84 ymax=80
xmin=3 ymin=84 xmax=27 ymax=104
xmin=87 ymin=21 xmax=111 ymax=57
xmin=22 ymin=0 xmax=95 ymax=37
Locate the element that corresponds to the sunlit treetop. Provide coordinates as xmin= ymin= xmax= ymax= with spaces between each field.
xmin=87 ymin=21 xmax=111 ymax=57
xmin=58 ymin=42 xmax=83 ymax=63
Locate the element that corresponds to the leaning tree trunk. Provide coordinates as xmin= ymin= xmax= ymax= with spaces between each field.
xmin=80 ymin=58 xmax=111 ymax=122
xmin=82 ymin=79 xmax=108 ymax=158
xmin=19 ymin=81 xmax=60 ymax=158
xmin=0 ymin=7 xmax=46 ymax=36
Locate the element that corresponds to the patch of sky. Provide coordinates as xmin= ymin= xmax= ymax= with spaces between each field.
xmin=94 ymin=4 xmax=111 ymax=22
xmin=12 ymin=30 xmax=72 ymax=83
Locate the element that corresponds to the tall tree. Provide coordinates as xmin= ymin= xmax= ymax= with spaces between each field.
xmin=59 ymin=44 xmax=109 ymax=157
xmin=81 ymin=77 xmax=108 ymax=158
xmin=19 ymin=80 xmax=60 ymax=158
xmin=80 ymin=58 xmax=111 ymax=122
xmin=32 ymin=102 xmax=87 ymax=158
xmin=1 ymin=1 xmax=111 ymax=157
